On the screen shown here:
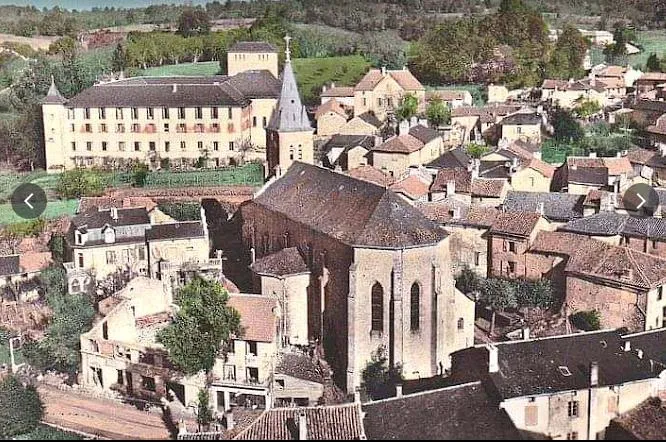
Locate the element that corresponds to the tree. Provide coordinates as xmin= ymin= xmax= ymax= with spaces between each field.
xmin=395 ymin=94 xmax=418 ymax=122
xmin=48 ymin=36 xmax=77 ymax=61
xmin=466 ymin=142 xmax=489 ymax=159
xmin=455 ymin=266 xmax=482 ymax=295
xmin=574 ymin=98 xmax=602 ymax=118
xmin=426 ymin=97 xmax=450 ymax=127
xmin=56 ymin=168 xmax=105 ymax=199
xmin=361 ymin=346 xmax=404 ymax=400
xmin=157 ymin=277 xmax=241 ymax=376
xmin=480 ymin=278 xmax=518 ymax=336
xmin=551 ymin=107 xmax=584 ymax=143
xmin=515 ymin=279 xmax=554 ymax=309
xmin=177 ymin=7 xmax=211 ymax=38
xmin=132 ymin=162 xmax=149 ymax=187
xmin=196 ymin=389 xmax=214 ymax=431
xmin=545 ymin=25 xmax=589 ymax=80
xmin=0 ymin=376 xmax=43 ymax=438
xmin=646 ymin=52 xmax=662 ymax=72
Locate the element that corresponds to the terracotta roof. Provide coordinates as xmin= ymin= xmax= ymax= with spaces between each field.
xmin=639 ymin=72 xmax=666 ymax=82
xmin=275 ymin=352 xmax=326 ymax=384
xmin=598 ymin=77 xmax=625 ymax=90
xmin=471 ymin=178 xmax=506 ymax=198
xmin=451 ymin=104 xmax=521 ymax=119
xmin=490 ymin=211 xmax=542 ymax=237
xmin=426 ymin=90 xmax=469 ymax=101
xmin=408 ymin=124 xmax=440 ymax=144
xmin=431 ymin=168 xmax=472 ymax=194
xmin=229 ymin=41 xmax=277 ymax=53
xmin=603 ymin=157 xmax=633 ymax=175
xmin=500 ymin=112 xmax=542 ymax=126
xmin=389 ymin=175 xmax=431 ymax=200
xmin=321 ymin=86 xmax=355 ymax=98
xmin=250 ymin=247 xmax=309 ymax=277
xmin=597 ymin=65 xmax=627 ymax=77
xmin=315 ymin=99 xmax=348 ymax=119
xmin=415 ymin=201 xmax=464 ymax=224
xmin=18 ymin=252 xmax=52 ymax=273
xmin=566 ymin=241 xmax=666 ymax=289
xmin=249 ymin=162 xmax=447 ymax=249
xmin=234 ymin=404 xmax=364 ymax=440
xmin=362 ymin=382 xmax=520 ymax=440
xmin=372 ymin=134 xmax=423 ymax=154
xmin=626 ymin=147 xmax=657 ymax=165
xmin=503 ymin=143 xmax=555 ymax=178
xmin=610 ymin=398 xmax=666 ymax=440
xmin=354 ymin=68 xmax=423 ymax=92
xmin=426 ymin=148 xmax=471 ymax=169
xmin=529 ymin=231 xmax=595 ymax=256
xmin=228 ymin=294 xmax=278 ymax=343
xmin=346 ymin=165 xmax=395 ymax=187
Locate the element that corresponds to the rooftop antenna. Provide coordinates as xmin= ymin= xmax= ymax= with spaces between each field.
xmin=284 ymin=35 xmax=291 ymax=63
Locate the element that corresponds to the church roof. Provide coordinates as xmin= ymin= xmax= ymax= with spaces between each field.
xmin=267 ymin=59 xmax=312 ymax=133
xmin=43 ymin=76 xmax=67 ymax=104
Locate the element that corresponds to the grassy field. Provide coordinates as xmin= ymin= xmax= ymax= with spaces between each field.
xmin=139 ymin=56 xmax=372 ymax=106
xmin=0 ymin=199 xmax=78 ymax=225
xmin=140 ymin=61 xmax=221 ymax=77
xmin=14 ymin=424 xmax=82 ymax=440
xmin=630 ymin=30 xmax=666 ymax=69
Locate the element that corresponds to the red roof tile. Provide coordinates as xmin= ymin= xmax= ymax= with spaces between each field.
xmin=346 ymin=166 xmax=395 ymax=187
xmin=490 ymin=211 xmax=542 ymax=237
xmin=373 ymin=134 xmax=423 ymax=154
xmin=228 ymin=294 xmax=278 ymax=343
xmin=389 ymin=175 xmax=431 ymax=200
xmin=315 ymin=99 xmax=348 ymax=119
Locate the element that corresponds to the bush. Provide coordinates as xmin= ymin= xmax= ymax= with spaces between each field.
xmin=157 ymin=202 xmax=201 ymax=221
xmin=361 ymin=347 xmax=404 ymax=400
xmin=570 ymin=310 xmax=602 ymax=331
xmin=56 ymin=168 xmax=105 ymax=199
xmin=131 ymin=162 xmax=149 ymax=187
xmin=0 ymin=376 xmax=43 ymax=438
xmin=4 ymin=218 xmax=46 ymax=238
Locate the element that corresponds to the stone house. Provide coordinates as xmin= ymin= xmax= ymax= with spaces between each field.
xmin=227 ymin=41 xmax=278 ymax=78
xmin=450 ymin=104 xmax=522 ymax=144
xmin=320 ymin=83 xmax=355 ymax=107
xmin=0 ymin=252 xmax=52 ymax=289
xmin=502 ymin=191 xmax=585 ymax=229
xmin=499 ymin=111 xmax=543 ymax=145
xmin=370 ymin=124 xmax=443 ymax=179
xmin=321 ymin=134 xmax=375 ymax=172
xmin=564 ymin=239 xmax=666 ymax=332
xmin=488 ymin=211 xmax=551 ymax=279
xmin=352 ymin=67 xmax=425 ymax=121
xmin=636 ymin=72 xmax=666 ymax=94
xmin=553 ymin=155 xmax=634 ymax=195
xmin=480 ymin=144 xmax=555 ymax=193
xmin=425 ymin=89 xmax=473 ymax=109
xmin=238 ymin=162 xmax=475 ymax=392
xmin=314 ymin=99 xmax=349 ymax=138
xmin=337 ymin=112 xmax=382 ymax=137
xmin=427 ymin=167 xmax=509 ymax=207
xmin=540 ymin=78 xmax=608 ymax=109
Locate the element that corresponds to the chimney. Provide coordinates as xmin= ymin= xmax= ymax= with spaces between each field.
xmin=381 ymin=66 xmax=387 ymax=76
xmin=216 ymin=249 xmax=223 ymax=259
xmin=589 ymin=71 xmax=596 ymax=87
xmin=536 ymin=202 xmax=545 ymax=216
xmin=225 ymin=411 xmax=235 ymax=431
xmin=330 ymin=82 xmax=335 ymax=88
xmin=637 ymin=349 xmax=644 ymax=359
xmin=396 ymin=384 xmax=403 ymax=398
xmin=410 ymin=116 xmax=418 ymax=128
xmin=589 ymin=152 xmax=597 ymax=158
xmin=452 ymin=206 xmax=462 ymax=220
xmin=418 ymin=117 xmax=428 ymax=127
xmin=447 ymin=180 xmax=456 ymax=196
xmin=297 ymin=411 xmax=307 ymax=441
xmin=178 ymin=419 xmax=187 ymax=436
xmin=110 ymin=207 xmax=118 ymax=220
xmin=402 ymin=65 xmax=407 ymax=71
xmin=354 ymin=388 xmax=362 ymax=404
xmin=590 ymin=361 xmax=599 ymax=387
xmin=374 ymin=135 xmax=383 ymax=147
xmin=471 ymin=159 xmax=480 ymax=179
xmin=250 ymin=247 xmax=256 ymax=263
xmin=487 ymin=344 xmax=499 ymax=373
xmin=399 ymin=119 xmax=410 ymax=135
xmin=623 ymin=341 xmax=631 ymax=352
xmin=172 ymin=84 xmax=178 ymax=93
xmin=321 ymin=84 xmax=327 ymax=93
xmin=523 ymin=327 xmax=530 ymax=340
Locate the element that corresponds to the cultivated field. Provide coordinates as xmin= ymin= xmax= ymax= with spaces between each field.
xmin=0 ymin=33 xmax=58 ymax=51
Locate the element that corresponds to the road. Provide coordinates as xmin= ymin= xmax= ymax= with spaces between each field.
xmin=39 ymin=385 xmax=172 ymax=440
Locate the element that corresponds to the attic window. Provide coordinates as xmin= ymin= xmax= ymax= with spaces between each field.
xmin=558 ymin=366 xmax=572 ymax=377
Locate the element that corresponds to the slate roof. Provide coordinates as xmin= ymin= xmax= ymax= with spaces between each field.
xmin=234 ymin=404 xmax=364 ymax=440
xmin=490 ymin=211 xmax=542 ymax=237
xmin=229 ymin=41 xmax=278 ymax=53
xmin=43 ymin=77 xmax=66 ymax=104
xmin=145 ymin=221 xmax=205 ymax=241
xmin=529 ymin=231 xmax=595 ymax=256
xmin=275 ymin=352 xmax=326 ymax=384
xmin=500 ymin=112 xmax=542 ymax=126
xmin=362 ymin=382 xmax=520 ymax=440
xmin=66 ymin=76 xmax=251 ymax=108
xmin=71 ymin=207 xmax=151 ymax=230
xmin=560 ymin=212 xmax=666 ymax=240
xmin=267 ymin=60 xmax=312 ymax=132
xmin=250 ymin=247 xmax=309 ymax=277
xmin=425 ymin=89 xmax=470 ymax=101
xmin=568 ymin=166 xmax=609 ymax=186
xmin=227 ymin=294 xmax=278 ymax=343
xmin=356 ymin=112 xmax=382 ymax=128
xmin=250 ymin=162 xmax=447 ymax=249
xmin=503 ymin=191 xmax=585 ymax=222
xmin=426 ymin=147 xmax=471 ymax=169
xmin=0 ymin=255 xmax=20 ymax=276
xmin=622 ymin=328 xmax=666 ymax=365
xmin=490 ymin=330 xmax=659 ymax=400
xmin=408 ymin=124 xmax=440 ymax=144
xmin=225 ymin=70 xmax=281 ymax=99
xmin=323 ymin=135 xmax=375 ymax=151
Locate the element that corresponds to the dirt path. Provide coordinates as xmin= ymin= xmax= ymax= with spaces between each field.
xmin=39 ymin=385 xmax=172 ymax=440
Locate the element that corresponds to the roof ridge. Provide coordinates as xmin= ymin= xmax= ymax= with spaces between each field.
xmin=362 ymin=381 xmax=482 ymax=406
xmin=624 ymin=247 xmax=651 ymax=287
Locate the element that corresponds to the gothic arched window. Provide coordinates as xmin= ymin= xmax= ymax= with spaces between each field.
xmin=410 ymin=283 xmax=420 ymax=331
xmin=371 ymin=282 xmax=384 ymax=332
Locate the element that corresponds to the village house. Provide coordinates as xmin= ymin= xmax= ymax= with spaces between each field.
xmin=606 ymin=397 xmax=666 ymax=440
xmin=591 ymin=64 xmax=643 ymax=89
xmin=345 ymin=165 xmax=395 ymax=187
xmin=498 ymin=111 xmax=543 ymax=144
xmin=479 ymin=144 xmax=555 ymax=193
xmin=427 ymin=167 xmax=509 ymax=207
xmin=488 ymin=211 xmax=551 ymax=279
xmin=503 ymin=191 xmax=585 ymax=228
xmin=337 ymin=112 xmax=383 ymax=136
xmin=369 ymin=123 xmax=443 ymax=179
xmin=626 ymin=147 xmax=658 ymax=185
xmin=64 ymin=205 xmax=211 ymax=294
xmin=487 ymin=84 xmax=510 ymax=104
xmin=540 ymin=77 xmax=611 ymax=109
xmin=320 ymin=83 xmax=355 ymax=107
xmin=79 ymin=277 xmax=314 ymax=412
xmin=314 ymin=99 xmax=349 ymax=138
xmin=238 ymin=162 xmax=475 ymax=392
xmin=451 ymin=330 xmax=663 ymax=440
xmin=636 ymin=72 xmax=666 ymax=94
xmin=450 ymin=104 xmax=522 ymax=144
xmin=320 ymin=134 xmax=376 ymax=172
xmin=0 ymin=253 xmax=52 ymax=289
xmin=564 ymin=238 xmax=666 ymax=331
xmin=226 ymin=41 xmax=279 ymax=78
xmin=425 ymin=89 xmax=473 ymax=109
xmin=389 ymin=172 xmax=433 ymax=203
xmin=352 ymin=67 xmax=425 ymax=121
xmin=553 ymin=155 xmax=635 ymax=195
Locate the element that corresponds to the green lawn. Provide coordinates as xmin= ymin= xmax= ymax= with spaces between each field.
xmin=629 ymin=30 xmax=666 ymax=69
xmin=140 ymin=61 xmax=222 ymax=77
xmin=14 ymin=424 xmax=82 ymax=440
xmin=0 ymin=170 xmax=61 ymax=202
xmin=144 ymin=163 xmax=264 ymax=187
xmin=0 ymin=342 xmax=23 ymax=366
xmin=0 ymin=199 xmax=78 ymax=225
xmin=292 ymin=55 xmax=371 ymax=105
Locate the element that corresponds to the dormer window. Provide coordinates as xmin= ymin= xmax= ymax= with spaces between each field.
xmin=75 ymin=228 xmax=87 ymax=245
xmin=103 ymin=226 xmax=116 ymax=244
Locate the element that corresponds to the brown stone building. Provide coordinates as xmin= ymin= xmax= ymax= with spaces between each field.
xmin=238 ymin=162 xmax=475 ymax=391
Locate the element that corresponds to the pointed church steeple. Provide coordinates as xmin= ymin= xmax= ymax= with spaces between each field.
xmin=266 ymin=35 xmax=312 ymax=133
xmin=43 ymin=75 xmax=66 ymax=105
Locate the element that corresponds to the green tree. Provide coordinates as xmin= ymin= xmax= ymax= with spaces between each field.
xmin=0 ymin=376 xmax=43 ymax=438
xmin=551 ymin=107 xmax=585 ymax=143
xmin=48 ymin=36 xmax=77 ymax=61
xmin=466 ymin=142 xmax=489 ymax=159
xmin=395 ymin=94 xmax=418 ymax=122
xmin=361 ymin=346 xmax=404 ymax=400
xmin=515 ymin=279 xmax=554 ymax=308
xmin=574 ymin=98 xmax=602 ymax=118
xmin=647 ymin=52 xmax=662 ymax=72
xmin=545 ymin=25 xmax=589 ymax=80
xmin=157 ymin=277 xmax=241 ymax=376
xmin=426 ymin=97 xmax=450 ymax=127
xmin=455 ymin=266 xmax=482 ymax=295
xmin=131 ymin=162 xmax=149 ymax=187
xmin=56 ymin=168 xmax=105 ymax=199
xmin=481 ymin=278 xmax=518 ymax=336
xmin=177 ymin=7 xmax=211 ymax=38
xmin=196 ymin=389 xmax=214 ymax=431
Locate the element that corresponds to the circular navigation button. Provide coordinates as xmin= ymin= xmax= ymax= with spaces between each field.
xmin=623 ymin=183 xmax=659 ymax=217
xmin=11 ymin=183 xmax=47 ymax=220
